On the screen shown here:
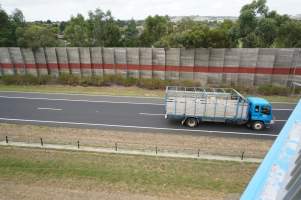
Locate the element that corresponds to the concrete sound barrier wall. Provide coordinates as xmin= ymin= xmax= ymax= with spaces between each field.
xmin=79 ymin=47 xmax=92 ymax=77
xmin=238 ymin=48 xmax=258 ymax=86
xmin=67 ymin=47 xmax=81 ymax=76
xmin=127 ymin=48 xmax=140 ymax=78
xmin=152 ymin=48 xmax=165 ymax=80
xmin=114 ymin=48 xmax=127 ymax=77
xmin=45 ymin=47 xmax=59 ymax=76
xmin=272 ymin=48 xmax=295 ymax=86
xmin=208 ymin=48 xmax=225 ymax=85
xmin=180 ymin=48 xmax=194 ymax=80
xmin=56 ymin=47 xmax=70 ymax=74
xmin=90 ymin=47 xmax=103 ymax=76
xmin=34 ymin=48 xmax=48 ymax=75
xmin=139 ymin=48 xmax=152 ymax=79
xmin=223 ymin=48 xmax=240 ymax=86
xmin=166 ymin=48 xmax=180 ymax=80
xmin=194 ymin=48 xmax=209 ymax=85
xmin=0 ymin=47 xmax=14 ymax=75
xmin=293 ymin=49 xmax=301 ymax=83
xmin=103 ymin=48 xmax=115 ymax=75
xmin=21 ymin=48 xmax=37 ymax=76
xmin=9 ymin=47 xmax=25 ymax=75
xmin=255 ymin=48 xmax=276 ymax=85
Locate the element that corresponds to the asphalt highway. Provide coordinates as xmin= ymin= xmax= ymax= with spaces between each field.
xmin=0 ymin=91 xmax=296 ymax=139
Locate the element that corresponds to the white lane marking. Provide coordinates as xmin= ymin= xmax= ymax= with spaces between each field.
xmin=271 ymin=102 xmax=297 ymax=105
xmin=0 ymin=117 xmax=277 ymax=137
xmin=140 ymin=113 xmax=165 ymax=116
xmin=0 ymin=96 xmax=164 ymax=106
xmin=275 ymin=120 xmax=287 ymax=122
xmin=37 ymin=107 xmax=62 ymax=111
xmin=273 ymin=109 xmax=293 ymax=111
xmin=0 ymin=91 xmax=164 ymax=99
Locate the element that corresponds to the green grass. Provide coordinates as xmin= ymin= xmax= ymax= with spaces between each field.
xmin=0 ymin=84 xmax=165 ymax=97
xmin=0 ymin=146 xmax=257 ymax=195
xmin=0 ymin=84 xmax=299 ymax=103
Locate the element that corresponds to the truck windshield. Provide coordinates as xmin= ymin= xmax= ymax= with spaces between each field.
xmin=261 ymin=106 xmax=271 ymax=115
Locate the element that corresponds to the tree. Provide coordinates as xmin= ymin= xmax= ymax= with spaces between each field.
xmin=121 ymin=19 xmax=139 ymax=47
xmin=140 ymin=15 xmax=172 ymax=47
xmin=64 ymin=14 xmax=90 ymax=46
xmin=16 ymin=24 xmax=59 ymax=49
xmin=88 ymin=8 xmax=121 ymax=47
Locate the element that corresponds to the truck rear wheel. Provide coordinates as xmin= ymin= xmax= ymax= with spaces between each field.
xmin=252 ymin=121 xmax=265 ymax=131
xmin=185 ymin=118 xmax=198 ymax=128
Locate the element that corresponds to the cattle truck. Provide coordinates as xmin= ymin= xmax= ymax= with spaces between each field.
xmin=164 ymin=86 xmax=274 ymax=130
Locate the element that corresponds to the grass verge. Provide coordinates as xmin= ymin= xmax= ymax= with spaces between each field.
xmin=0 ymin=146 xmax=258 ymax=199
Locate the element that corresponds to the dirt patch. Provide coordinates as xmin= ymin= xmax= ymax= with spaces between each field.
xmin=0 ymin=123 xmax=273 ymax=158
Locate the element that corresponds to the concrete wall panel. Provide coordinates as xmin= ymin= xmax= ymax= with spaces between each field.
xmin=180 ymin=48 xmax=194 ymax=80
xmin=152 ymin=48 xmax=165 ymax=80
xmin=238 ymin=48 xmax=259 ymax=86
xmin=0 ymin=47 xmax=14 ymax=75
xmin=127 ymin=48 xmax=140 ymax=78
xmin=272 ymin=48 xmax=294 ymax=86
xmin=293 ymin=49 xmax=301 ymax=83
xmin=166 ymin=48 xmax=180 ymax=80
xmin=45 ymin=47 xmax=59 ymax=76
xmin=9 ymin=47 xmax=25 ymax=75
xmin=194 ymin=48 xmax=209 ymax=85
xmin=56 ymin=47 xmax=70 ymax=74
xmin=67 ymin=47 xmax=81 ymax=76
xmin=34 ymin=48 xmax=48 ymax=75
xmin=103 ymin=48 xmax=115 ymax=75
xmin=114 ymin=48 xmax=127 ymax=77
xmin=90 ymin=47 xmax=103 ymax=76
xmin=79 ymin=47 xmax=92 ymax=76
xmin=255 ymin=48 xmax=276 ymax=85
xmin=223 ymin=48 xmax=240 ymax=86
xmin=21 ymin=48 xmax=37 ymax=76
xmin=139 ymin=48 xmax=152 ymax=79
xmin=208 ymin=48 xmax=225 ymax=85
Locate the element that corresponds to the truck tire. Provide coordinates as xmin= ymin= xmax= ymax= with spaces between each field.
xmin=185 ymin=118 xmax=198 ymax=128
xmin=252 ymin=121 xmax=265 ymax=131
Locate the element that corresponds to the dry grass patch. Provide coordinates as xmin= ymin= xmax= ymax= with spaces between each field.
xmin=0 ymin=123 xmax=273 ymax=158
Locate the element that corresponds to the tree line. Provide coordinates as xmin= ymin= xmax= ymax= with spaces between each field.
xmin=1 ymin=0 xmax=301 ymax=49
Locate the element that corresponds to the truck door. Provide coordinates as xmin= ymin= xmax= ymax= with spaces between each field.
xmin=251 ymin=104 xmax=272 ymax=123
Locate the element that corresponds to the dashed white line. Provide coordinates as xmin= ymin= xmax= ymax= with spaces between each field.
xmin=37 ymin=107 xmax=62 ymax=111
xmin=139 ymin=113 xmax=165 ymax=116
xmin=0 ymin=96 xmax=164 ymax=106
xmin=273 ymin=109 xmax=293 ymax=111
xmin=0 ymin=117 xmax=278 ymax=137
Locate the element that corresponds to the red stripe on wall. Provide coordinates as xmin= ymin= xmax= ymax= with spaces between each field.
xmin=58 ymin=63 xmax=69 ymax=69
xmin=1 ymin=63 xmax=14 ymax=69
xmin=194 ymin=66 xmax=208 ymax=72
xmin=81 ymin=63 xmax=91 ymax=69
xmin=273 ymin=68 xmax=291 ymax=75
xmin=128 ymin=64 xmax=140 ymax=70
xmin=140 ymin=65 xmax=152 ymax=71
xmin=47 ymin=63 xmax=59 ymax=69
xmin=14 ymin=63 xmax=25 ymax=69
xmin=69 ymin=63 xmax=81 ymax=69
xmin=103 ymin=64 xmax=114 ymax=69
xmin=36 ymin=63 xmax=48 ymax=69
xmin=238 ymin=67 xmax=256 ymax=74
xmin=153 ymin=65 xmax=165 ymax=71
xmin=256 ymin=68 xmax=274 ymax=74
xmin=115 ymin=64 xmax=127 ymax=70
xmin=91 ymin=64 xmax=103 ymax=69
xmin=295 ymin=68 xmax=301 ymax=75
xmin=25 ymin=64 xmax=37 ymax=69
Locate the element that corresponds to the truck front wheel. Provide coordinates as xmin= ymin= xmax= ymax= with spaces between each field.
xmin=185 ymin=118 xmax=198 ymax=128
xmin=252 ymin=121 xmax=265 ymax=131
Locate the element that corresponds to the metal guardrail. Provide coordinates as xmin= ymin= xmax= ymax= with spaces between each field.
xmin=241 ymin=99 xmax=301 ymax=200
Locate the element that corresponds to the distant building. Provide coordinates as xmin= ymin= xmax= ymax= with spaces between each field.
xmin=170 ymin=15 xmax=238 ymax=23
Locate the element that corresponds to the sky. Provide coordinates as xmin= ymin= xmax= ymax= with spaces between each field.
xmin=0 ymin=0 xmax=300 ymax=21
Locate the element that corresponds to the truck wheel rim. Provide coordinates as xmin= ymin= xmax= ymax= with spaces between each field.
xmin=254 ymin=123 xmax=262 ymax=130
xmin=188 ymin=119 xmax=196 ymax=127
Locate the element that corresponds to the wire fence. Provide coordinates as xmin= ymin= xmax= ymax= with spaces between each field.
xmin=1 ymin=134 xmax=271 ymax=160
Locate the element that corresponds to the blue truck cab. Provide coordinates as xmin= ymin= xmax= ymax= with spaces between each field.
xmin=247 ymin=97 xmax=274 ymax=130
